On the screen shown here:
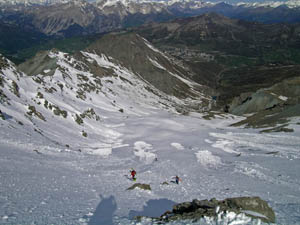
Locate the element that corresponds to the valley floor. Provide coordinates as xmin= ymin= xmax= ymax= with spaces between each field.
xmin=0 ymin=111 xmax=300 ymax=224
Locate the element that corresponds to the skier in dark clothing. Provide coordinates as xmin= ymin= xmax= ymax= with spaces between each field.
xmin=174 ymin=175 xmax=181 ymax=184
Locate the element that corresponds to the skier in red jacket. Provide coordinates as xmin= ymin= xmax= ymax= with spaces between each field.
xmin=130 ymin=169 xmax=136 ymax=181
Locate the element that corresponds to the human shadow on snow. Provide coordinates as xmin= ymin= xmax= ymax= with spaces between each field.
xmin=88 ymin=195 xmax=117 ymax=225
xmin=0 ymin=111 xmax=13 ymax=120
xmin=129 ymin=198 xmax=177 ymax=219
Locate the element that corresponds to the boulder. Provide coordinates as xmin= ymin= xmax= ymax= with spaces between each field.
xmin=127 ymin=183 xmax=151 ymax=191
xmin=224 ymin=196 xmax=275 ymax=223
xmin=173 ymin=202 xmax=194 ymax=214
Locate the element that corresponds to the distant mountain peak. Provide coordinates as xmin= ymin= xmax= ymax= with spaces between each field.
xmin=0 ymin=0 xmax=71 ymax=6
xmin=1 ymin=0 xmax=300 ymax=9
xmin=237 ymin=0 xmax=300 ymax=9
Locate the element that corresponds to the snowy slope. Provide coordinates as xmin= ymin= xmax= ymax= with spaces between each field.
xmin=1 ymin=102 xmax=300 ymax=224
xmin=1 ymin=33 xmax=208 ymax=157
xmin=0 ymin=49 xmax=177 ymax=153
xmin=1 ymin=43 xmax=300 ymax=225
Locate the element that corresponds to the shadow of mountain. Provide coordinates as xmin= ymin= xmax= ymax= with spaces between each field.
xmin=129 ymin=198 xmax=177 ymax=219
xmin=88 ymin=195 xmax=117 ymax=225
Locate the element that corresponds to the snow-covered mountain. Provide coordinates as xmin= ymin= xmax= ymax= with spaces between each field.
xmin=95 ymin=0 xmax=168 ymax=17
xmin=1 ymin=0 xmax=299 ymax=8
xmin=27 ymin=0 xmax=115 ymax=36
xmin=0 ymin=0 xmax=70 ymax=5
xmin=238 ymin=0 xmax=300 ymax=8
xmin=0 ymin=32 xmax=208 ymax=148
xmin=1 ymin=0 xmax=300 ymax=38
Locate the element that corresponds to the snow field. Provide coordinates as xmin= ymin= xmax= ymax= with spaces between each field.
xmin=170 ymin=142 xmax=185 ymax=150
xmin=1 ymin=110 xmax=300 ymax=224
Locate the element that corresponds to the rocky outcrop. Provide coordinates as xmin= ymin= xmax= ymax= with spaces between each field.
xmin=147 ymin=196 xmax=275 ymax=223
xmin=230 ymin=76 xmax=300 ymax=128
xmin=127 ymin=183 xmax=151 ymax=191
xmin=229 ymin=76 xmax=300 ymax=116
xmin=0 ymin=55 xmax=10 ymax=70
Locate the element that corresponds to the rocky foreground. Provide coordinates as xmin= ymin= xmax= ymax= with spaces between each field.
xmin=137 ymin=196 xmax=275 ymax=224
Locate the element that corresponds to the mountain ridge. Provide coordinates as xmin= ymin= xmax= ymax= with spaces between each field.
xmin=2 ymin=0 xmax=300 ymax=64
xmin=2 ymin=0 xmax=300 ymax=38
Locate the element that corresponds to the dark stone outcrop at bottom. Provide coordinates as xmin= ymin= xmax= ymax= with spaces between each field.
xmin=140 ymin=196 xmax=275 ymax=224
